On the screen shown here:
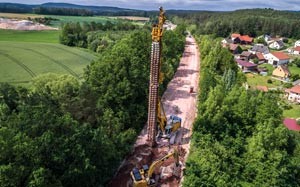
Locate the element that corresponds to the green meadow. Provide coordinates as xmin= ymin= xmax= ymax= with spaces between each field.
xmin=0 ymin=30 xmax=96 ymax=85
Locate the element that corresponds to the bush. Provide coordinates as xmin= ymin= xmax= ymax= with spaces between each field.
xmin=267 ymin=79 xmax=273 ymax=84
xmin=283 ymin=83 xmax=293 ymax=88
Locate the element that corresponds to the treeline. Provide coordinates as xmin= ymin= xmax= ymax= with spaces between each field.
xmin=0 ymin=2 xmax=152 ymax=17
xmin=173 ymin=9 xmax=300 ymax=38
xmin=0 ymin=27 xmax=186 ymax=186
xmin=33 ymin=6 xmax=94 ymax=16
xmin=28 ymin=17 xmax=59 ymax=25
xmin=182 ymin=36 xmax=300 ymax=186
xmin=59 ymin=21 xmax=139 ymax=49
xmin=0 ymin=3 xmax=32 ymax=13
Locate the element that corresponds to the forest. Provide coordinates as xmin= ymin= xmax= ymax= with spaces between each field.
xmin=59 ymin=21 xmax=139 ymax=49
xmin=0 ymin=25 xmax=186 ymax=186
xmin=171 ymin=9 xmax=300 ymax=38
xmin=182 ymin=35 xmax=300 ymax=186
xmin=33 ymin=7 xmax=94 ymax=16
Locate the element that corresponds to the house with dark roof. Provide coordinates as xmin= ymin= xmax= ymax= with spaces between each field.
xmin=221 ymin=38 xmax=233 ymax=47
xmin=249 ymin=44 xmax=269 ymax=54
xmin=269 ymin=40 xmax=285 ymax=50
xmin=229 ymin=44 xmax=242 ymax=54
xmin=240 ymin=51 xmax=255 ymax=61
xmin=264 ymin=51 xmax=290 ymax=66
xmin=236 ymin=59 xmax=257 ymax=73
xmin=285 ymin=85 xmax=300 ymax=103
xmin=272 ymin=65 xmax=290 ymax=80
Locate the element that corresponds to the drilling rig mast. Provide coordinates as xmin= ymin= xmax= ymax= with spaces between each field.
xmin=147 ymin=6 xmax=166 ymax=147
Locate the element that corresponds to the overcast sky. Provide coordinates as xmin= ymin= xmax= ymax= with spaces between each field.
xmin=2 ymin=0 xmax=300 ymax=11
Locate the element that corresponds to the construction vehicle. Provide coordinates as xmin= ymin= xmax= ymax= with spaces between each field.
xmin=147 ymin=7 xmax=182 ymax=147
xmin=130 ymin=149 xmax=180 ymax=187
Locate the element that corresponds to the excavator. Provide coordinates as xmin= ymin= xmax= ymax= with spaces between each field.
xmin=147 ymin=7 xmax=182 ymax=146
xmin=130 ymin=148 xmax=181 ymax=187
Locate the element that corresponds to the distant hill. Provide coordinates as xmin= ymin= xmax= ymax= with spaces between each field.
xmin=0 ymin=2 xmax=147 ymax=16
xmin=40 ymin=2 xmax=134 ymax=12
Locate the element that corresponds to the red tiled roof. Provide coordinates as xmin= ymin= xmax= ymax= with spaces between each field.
xmin=294 ymin=46 xmax=300 ymax=52
xmin=256 ymin=85 xmax=268 ymax=92
xmin=256 ymin=52 xmax=265 ymax=60
xmin=283 ymin=118 xmax=300 ymax=131
xmin=271 ymin=52 xmax=290 ymax=60
xmin=231 ymin=33 xmax=241 ymax=38
xmin=290 ymin=85 xmax=300 ymax=94
xmin=239 ymin=35 xmax=253 ymax=42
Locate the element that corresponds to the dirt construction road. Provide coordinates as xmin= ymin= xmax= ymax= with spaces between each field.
xmin=109 ymin=36 xmax=200 ymax=187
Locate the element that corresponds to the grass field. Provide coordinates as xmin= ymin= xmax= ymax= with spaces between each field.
xmin=289 ymin=64 xmax=300 ymax=76
xmin=246 ymin=73 xmax=282 ymax=88
xmin=283 ymin=104 xmax=300 ymax=118
xmin=48 ymin=15 xmax=116 ymax=27
xmin=0 ymin=29 xmax=59 ymax=43
xmin=0 ymin=41 xmax=96 ymax=85
xmin=0 ymin=13 xmax=43 ymax=19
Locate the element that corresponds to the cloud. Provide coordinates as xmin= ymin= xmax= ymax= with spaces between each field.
xmin=2 ymin=0 xmax=300 ymax=10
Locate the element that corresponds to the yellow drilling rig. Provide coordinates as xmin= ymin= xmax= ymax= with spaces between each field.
xmin=147 ymin=7 xmax=182 ymax=147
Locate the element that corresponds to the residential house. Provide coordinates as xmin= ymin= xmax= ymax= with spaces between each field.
xmin=239 ymin=35 xmax=253 ymax=45
xmin=236 ymin=59 xmax=257 ymax=73
xmin=285 ymin=85 xmax=300 ymax=103
xmin=269 ymin=40 xmax=285 ymax=50
xmin=255 ymin=52 xmax=266 ymax=63
xmin=231 ymin=33 xmax=241 ymax=44
xmin=272 ymin=65 xmax=290 ymax=80
xmin=221 ymin=38 xmax=233 ymax=47
xmin=293 ymin=46 xmax=300 ymax=55
xmin=230 ymin=33 xmax=253 ymax=44
xmin=264 ymin=51 xmax=290 ymax=66
xmin=249 ymin=44 xmax=269 ymax=54
xmin=293 ymin=79 xmax=300 ymax=86
xmin=264 ymin=34 xmax=272 ymax=43
xmin=295 ymin=40 xmax=300 ymax=47
xmin=240 ymin=51 xmax=255 ymax=61
xmin=229 ymin=44 xmax=242 ymax=54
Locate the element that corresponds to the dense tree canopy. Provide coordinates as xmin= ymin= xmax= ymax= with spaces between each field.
xmin=0 ymin=27 xmax=186 ymax=186
xmin=172 ymin=9 xmax=300 ymax=38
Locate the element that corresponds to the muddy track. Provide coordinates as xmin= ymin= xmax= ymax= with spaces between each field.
xmin=0 ymin=51 xmax=36 ymax=77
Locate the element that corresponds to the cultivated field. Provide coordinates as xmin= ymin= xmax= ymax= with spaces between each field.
xmin=0 ymin=13 xmax=43 ymax=19
xmin=0 ymin=41 xmax=96 ymax=85
xmin=0 ymin=29 xmax=59 ymax=43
